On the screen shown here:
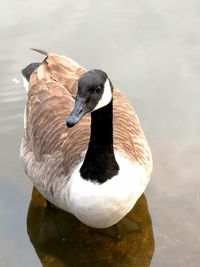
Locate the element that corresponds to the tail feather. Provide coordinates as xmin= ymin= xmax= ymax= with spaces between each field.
xmin=30 ymin=48 xmax=49 ymax=56
xmin=21 ymin=48 xmax=48 ymax=92
xmin=21 ymin=62 xmax=41 ymax=81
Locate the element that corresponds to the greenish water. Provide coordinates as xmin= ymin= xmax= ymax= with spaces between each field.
xmin=0 ymin=0 xmax=200 ymax=266
xmin=27 ymin=188 xmax=154 ymax=267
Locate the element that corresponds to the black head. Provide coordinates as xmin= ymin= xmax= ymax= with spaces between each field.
xmin=66 ymin=69 xmax=113 ymax=128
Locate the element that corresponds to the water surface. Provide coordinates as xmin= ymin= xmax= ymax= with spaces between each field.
xmin=0 ymin=0 xmax=200 ymax=266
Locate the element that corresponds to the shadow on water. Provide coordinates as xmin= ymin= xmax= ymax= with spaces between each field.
xmin=27 ymin=187 xmax=154 ymax=267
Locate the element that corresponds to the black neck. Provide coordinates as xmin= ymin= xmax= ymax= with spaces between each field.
xmin=80 ymin=100 xmax=119 ymax=183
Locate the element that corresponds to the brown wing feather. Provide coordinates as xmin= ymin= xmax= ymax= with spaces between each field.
xmin=113 ymin=90 xmax=152 ymax=175
xmin=29 ymin=53 xmax=86 ymax=98
xmin=21 ymin=52 xmax=152 ymax=192
xmin=21 ymin=55 xmax=90 ymax=191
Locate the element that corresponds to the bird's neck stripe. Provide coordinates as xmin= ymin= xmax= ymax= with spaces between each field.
xmin=80 ymin=100 xmax=119 ymax=183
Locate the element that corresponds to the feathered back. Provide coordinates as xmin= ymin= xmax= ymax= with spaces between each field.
xmin=21 ymin=52 xmax=152 ymax=186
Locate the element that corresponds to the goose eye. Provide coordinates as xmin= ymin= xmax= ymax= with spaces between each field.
xmin=96 ymin=85 xmax=102 ymax=93
xmin=86 ymin=96 xmax=90 ymax=103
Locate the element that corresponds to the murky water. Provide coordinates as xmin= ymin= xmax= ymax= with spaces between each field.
xmin=1 ymin=0 xmax=200 ymax=266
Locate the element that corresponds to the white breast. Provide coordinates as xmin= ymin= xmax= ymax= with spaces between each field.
xmin=63 ymin=152 xmax=150 ymax=228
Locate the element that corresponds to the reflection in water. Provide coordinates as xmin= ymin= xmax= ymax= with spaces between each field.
xmin=27 ymin=188 xmax=154 ymax=267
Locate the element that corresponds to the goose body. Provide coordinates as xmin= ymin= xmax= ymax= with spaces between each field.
xmin=20 ymin=50 xmax=152 ymax=228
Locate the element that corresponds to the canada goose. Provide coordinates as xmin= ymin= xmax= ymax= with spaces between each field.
xmin=20 ymin=49 xmax=152 ymax=233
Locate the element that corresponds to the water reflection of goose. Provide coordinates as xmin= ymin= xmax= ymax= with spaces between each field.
xmin=27 ymin=187 xmax=154 ymax=267
xmin=21 ymin=50 xmax=152 ymax=234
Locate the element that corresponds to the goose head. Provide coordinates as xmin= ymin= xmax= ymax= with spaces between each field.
xmin=66 ymin=70 xmax=113 ymax=128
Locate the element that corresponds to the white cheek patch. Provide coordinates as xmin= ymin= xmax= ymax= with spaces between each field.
xmin=93 ymin=79 xmax=112 ymax=111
